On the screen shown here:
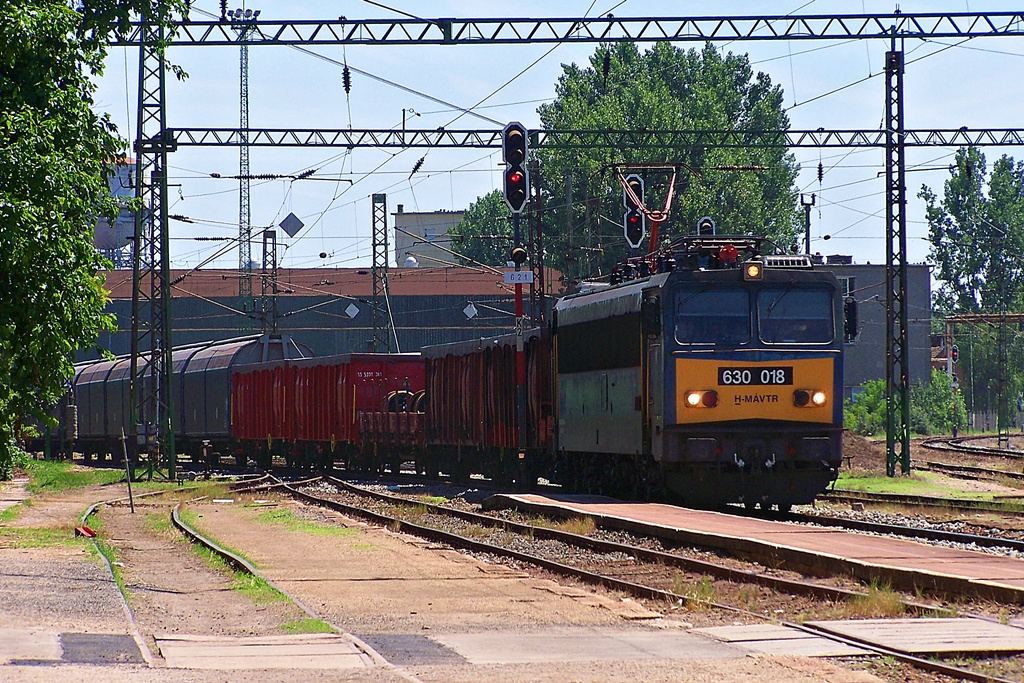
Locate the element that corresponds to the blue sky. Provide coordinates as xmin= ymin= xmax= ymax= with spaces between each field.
xmin=91 ymin=1 xmax=1024 ymax=272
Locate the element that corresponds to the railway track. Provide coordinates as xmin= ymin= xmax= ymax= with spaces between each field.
xmin=819 ymin=489 xmax=1024 ymax=514
xmin=924 ymin=460 xmax=1024 ymax=483
xmin=231 ymin=475 xmax=1023 ymax=683
xmin=921 ymin=435 xmax=1024 ymax=460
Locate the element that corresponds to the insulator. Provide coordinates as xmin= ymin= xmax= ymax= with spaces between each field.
xmin=219 ymin=0 xmax=227 ymax=20
xmin=342 ymin=66 xmax=352 ymax=94
xmin=409 ymin=156 xmax=425 ymax=178
xmin=817 ymin=161 xmax=824 ymax=183
xmin=602 ymin=51 xmax=611 ymax=87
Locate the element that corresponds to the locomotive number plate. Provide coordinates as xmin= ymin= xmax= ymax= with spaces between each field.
xmin=717 ymin=366 xmax=793 ymax=386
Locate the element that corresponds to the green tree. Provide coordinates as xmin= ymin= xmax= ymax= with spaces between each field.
xmin=909 ymin=369 xmax=967 ymax=436
xmin=920 ymin=147 xmax=1024 ymax=315
xmin=449 ymin=190 xmax=514 ymax=266
xmin=845 ymin=371 xmax=967 ymax=437
xmin=534 ymin=42 xmax=802 ymax=279
xmin=844 ymin=380 xmax=887 ymax=436
xmin=0 ymin=0 xmax=187 ymax=478
xmin=920 ymin=147 xmax=1024 ymax=429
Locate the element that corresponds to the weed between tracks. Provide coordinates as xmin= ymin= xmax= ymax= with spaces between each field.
xmin=847 ymin=582 xmax=906 ymax=618
xmin=672 ymin=574 xmax=716 ymax=609
xmin=254 ymin=507 xmax=361 ymax=538
xmin=280 ymin=618 xmax=336 ymax=634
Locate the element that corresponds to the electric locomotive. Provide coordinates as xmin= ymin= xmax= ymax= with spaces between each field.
xmin=553 ymin=236 xmax=846 ymax=510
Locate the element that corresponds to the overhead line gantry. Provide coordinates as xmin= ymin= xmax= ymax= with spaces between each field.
xmin=115 ymin=12 xmax=1024 ymax=46
xmin=165 ymin=127 xmax=1024 ymax=149
xmin=121 ymin=10 xmax=1024 ymax=478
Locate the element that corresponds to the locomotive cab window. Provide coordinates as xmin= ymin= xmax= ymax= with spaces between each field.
xmin=757 ymin=288 xmax=833 ymax=344
xmin=674 ymin=287 xmax=750 ymax=345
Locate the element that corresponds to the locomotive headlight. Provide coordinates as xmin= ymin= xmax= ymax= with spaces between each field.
xmin=743 ymin=262 xmax=763 ymax=281
xmin=793 ymin=389 xmax=828 ymax=407
xmin=685 ymin=390 xmax=718 ymax=408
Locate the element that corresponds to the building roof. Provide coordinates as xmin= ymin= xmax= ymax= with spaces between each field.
xmin=101 ymin=266 xmax=560 ymax=300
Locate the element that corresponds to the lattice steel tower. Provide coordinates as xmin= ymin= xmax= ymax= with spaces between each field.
xmin=227 ymin=7 xmax=259 ymax=330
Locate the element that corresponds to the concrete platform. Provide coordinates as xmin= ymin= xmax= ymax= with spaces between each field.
xmin=429 ymin=627 xmax=747 ymax=664
xmin=155 ymin=633 xmax=372 ymax=670
xmin=487 ymin=493 xmax=1024 ymax=602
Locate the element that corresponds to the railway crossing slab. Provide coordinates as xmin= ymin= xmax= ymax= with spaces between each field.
xmin=487 ymin=494 xmax=1024 ymax=602
xmin=693 ymin=624 xmax=871 ymax=657
xmin=429 ymin=627 xmax=747 ymax=664
xmin=0 ymin=627 xmax=62 ymax=664
xmin=155 ymin=633 xmax=373 ymax=669
xmin=696 ymin=618 xmax=1024 ymax=658
xmin=805 ymin=617 xmax=1024 ymax=656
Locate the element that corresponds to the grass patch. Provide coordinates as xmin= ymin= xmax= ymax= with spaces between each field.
xmin=280 ymin=618 xmax=336 ymax=634
xmin=95 ymin=538 xmax=128 ymax=595
xmin=0 ymin=526 xmax=88 ymax=549
xmin=232 ymin=568 xmax=288 ymax=605
xmin=835 ymin=471 xmax=998 ymax=501
xmin=253 ymin=508 xmax=361 ymax=537
xmin=23 ymin=460 xmax=126 ymax=494
xmin=145 ymin=511 xmax=173 ymax=536
xmin=848 ymin=582 xmax=906 ymax=618
xmin=0 ymin=501 xmax=26 ymax=523
xmin=178 ymin=521 xmax=287 ymax=605
xmin=414 ymin=495 xmax=449 ymax=506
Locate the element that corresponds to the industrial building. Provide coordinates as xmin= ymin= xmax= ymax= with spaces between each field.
xmin=822 ymin=257 xmax=932 ymax=400
xmin=85 ymin=266 xmax=555 ymax=362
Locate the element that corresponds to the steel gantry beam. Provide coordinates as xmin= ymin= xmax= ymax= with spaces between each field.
xmin=166 ymin=127 xmax=1024 ymax=149
xmin=114 ymin=12 xmax=1024 ymax=46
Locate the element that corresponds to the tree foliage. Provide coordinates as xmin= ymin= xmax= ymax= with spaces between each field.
xmin=920 ymin=147 xmax=1024 ymax=430
xmin=921 ymin=147 xmax=1024 ymax=315
xmin=534 ymin=42 xmax=802 ymax=281
xmin=448 ymin=190 xmax=514 ymax=266
xmin=845 ymin=370 xmax=966 ymax=437
xmin=0 ymin=0 xmax=187 ymax=478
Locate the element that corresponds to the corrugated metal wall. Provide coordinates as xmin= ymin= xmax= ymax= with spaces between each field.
xmin=84 ymin=294 xmax=520 ymax=361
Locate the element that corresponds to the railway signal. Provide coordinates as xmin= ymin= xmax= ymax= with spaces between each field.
xmin=622 ymin=174 xmax=646 ymax=249
xmin=502 ymin=122 xmax=529 ymax=213
xmin=951 ymin=344 xmax=959 ymax=363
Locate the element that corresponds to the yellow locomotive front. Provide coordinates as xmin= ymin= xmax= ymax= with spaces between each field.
xmin=661 ymin=255 xmax=845 ymax=510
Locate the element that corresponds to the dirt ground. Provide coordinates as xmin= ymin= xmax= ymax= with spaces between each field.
xmin=0 ymin=477 xmax=885 ymax=683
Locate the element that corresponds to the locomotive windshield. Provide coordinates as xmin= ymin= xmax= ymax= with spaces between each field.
xmin=674 ymin=287 xmax=750 ymax=345
xmin=757 ymin=288 xmax=834 ymax=344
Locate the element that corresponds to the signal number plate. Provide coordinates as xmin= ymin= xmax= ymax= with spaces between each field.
xmin=718 ymin=366 xmax=793 ymax=386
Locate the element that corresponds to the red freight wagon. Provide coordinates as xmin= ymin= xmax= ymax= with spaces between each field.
xmin=231 ymin=353 xmax=424 ymax=469
xmin=419 ymin=329 xmax=552 ymax=484
xmin=336 ymin=354 xmax=424 ymax=446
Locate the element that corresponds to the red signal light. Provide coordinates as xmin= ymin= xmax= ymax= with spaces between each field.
xmin=509 ymin=171 xmax=523 ymax=184
xmin=628 ymin=214 xmax=640 ymax=224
